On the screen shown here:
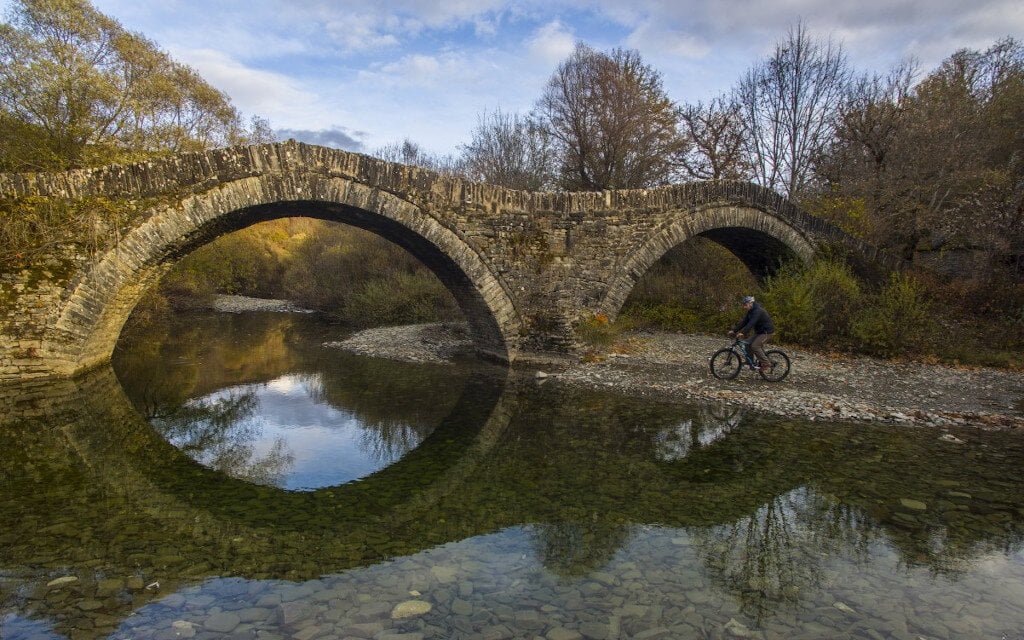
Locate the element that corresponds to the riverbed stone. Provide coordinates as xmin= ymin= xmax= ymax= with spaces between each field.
xmin=724 ymin=618 xmax=755 ymax=638
xmin=579 ymin=621 xmax=609 ymax=639
xmin=77 ymin=599 xmax=104 ymax=611
xmin=899 ymin=498 xmax=928 ymax=511
xmin=430 ymin=566 xmax=457 ymax=583
xmin=237 ymin=607 xmax=272 ymax=623
xmin=342 ymin=621 xmax=386 ymax=638
xmin=203 ymin=612 xmax=240 ymax=633
xmin=632 ymin=629 xmax=672 ymax=640
xmin=353 ymin=601 xmax=392 ymax=621
xmin=451 ymin=598 xmax=473 ymax=616
xmin=547 ymin=628 xmax=583 ymax=640
xmin=96 ymin=578 xmax=124 ymax=597
xmin=391 ymin=600 xmax=432 ymax=619
xmin=275 ymin=601 xmax=314 ymax=626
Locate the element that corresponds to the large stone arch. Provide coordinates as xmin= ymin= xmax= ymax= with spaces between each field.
xmin=598 ymin=204 xmax=817 ymax=319
xmin=45 ymin=172 xmax=523 ymax=375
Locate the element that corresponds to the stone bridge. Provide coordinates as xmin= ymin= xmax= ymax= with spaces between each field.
xmin=0 ymin=141 xmax=895 ymax=381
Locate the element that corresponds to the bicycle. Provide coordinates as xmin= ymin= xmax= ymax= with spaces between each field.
xmin=709 ymin=338 xmax=791 ymax=382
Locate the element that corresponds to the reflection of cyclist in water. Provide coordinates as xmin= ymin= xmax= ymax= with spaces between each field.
xmin=728 ymin=296 xmax=775 ymax=372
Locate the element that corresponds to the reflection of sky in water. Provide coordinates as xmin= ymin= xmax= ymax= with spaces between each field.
xmin=1 ymin=614 xmax=59 ymax=640
xmin=176 ymin=373 xmax=427 ymax=491
xmin=110 ymin=521 xmax=1024 ymax=639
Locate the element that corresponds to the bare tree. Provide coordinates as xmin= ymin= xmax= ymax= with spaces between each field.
xmin=834 ymin=60 xmax=917 ymax=178
xmin=535 ymin=43 xmax=684 ymax=191
xmin=371 ymin=138 xmax=462 ymax=175
xmin=678 ymin=95 xmax=749 ymax=181
xmin=460 ymin=109 xmax=555 ymax=190
xmin=735 ymin=22 xmax=851 ymax=199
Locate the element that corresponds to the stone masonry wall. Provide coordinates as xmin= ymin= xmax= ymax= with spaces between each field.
xmin=0 ymin=141 xmax=891 ymax=381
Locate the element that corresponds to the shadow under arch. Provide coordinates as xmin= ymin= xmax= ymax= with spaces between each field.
xmin=49 ymin=173 xmax=522 ymax=375
xmin=598 ymin=204 xmax=817 ymax=319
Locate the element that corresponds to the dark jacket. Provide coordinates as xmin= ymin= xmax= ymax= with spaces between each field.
xmin=734 ymin=302 xmax=775 ymax=335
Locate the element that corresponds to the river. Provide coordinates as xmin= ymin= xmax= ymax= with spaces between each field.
xmin=1 ymin=311 xmax=1023 ymax=639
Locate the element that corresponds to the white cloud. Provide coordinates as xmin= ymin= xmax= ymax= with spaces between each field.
xmin=474 ymin=17 xmax=499 ymax=38
xmin=323 ymin=13 xmax=402 ymax=52
xmin=526 ymin=20 xmax=577 ymax=64
xmin=581 ymin=0 xmax=1020 ymax=62
xmin=171 ymin=49 xmax=330 ymax=126
xmin=381 ymin=54 xmax=442 ymax=77
xmin=359 ymin=50 xmax=496 ymax=88
xmin=80 ymin=0 xmax=1024 ymax=161
xmin=624 ymin=22 xmax=711 ymax=59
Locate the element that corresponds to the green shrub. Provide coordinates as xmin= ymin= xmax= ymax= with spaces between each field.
xmin=342 ymin=272 xmax=458 ymax=326
xmin=575 ymin=313 xmax=621 ymax=349
xmin=278 ymin=223 xmax=459 ymax=324
xmin=850 ymin=273 xmax=934 ymax=356
xmin=759 ymin=259 xmax=862 ymax=345
xmin=620 ymin=301 xmax=736 ymax=334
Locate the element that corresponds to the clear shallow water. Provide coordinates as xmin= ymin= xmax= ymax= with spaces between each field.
xmin=163 ymin=374 xmax=436 ymax=490
xmin=1 ymin=312 xmax=1023 ymax=639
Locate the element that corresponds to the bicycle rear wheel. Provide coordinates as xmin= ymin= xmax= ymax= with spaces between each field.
xmin=758 ymin=349 xmax=791 ymax=382
xmin=710 ymin=348 xmax=743 ymax=380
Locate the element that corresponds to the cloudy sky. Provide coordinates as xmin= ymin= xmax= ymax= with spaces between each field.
xmin=66 ymin=1 xmax=1024 ymax=154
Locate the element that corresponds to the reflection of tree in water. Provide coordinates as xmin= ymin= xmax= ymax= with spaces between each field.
xmin=691 ymin=487 xmax=879 ymax=623
xmin=356 ymin=419 xmax=431 ymax=464
xmin=152 ymin=391 xmax=295 ymax=487
xmin=530 ymin=521 xmax=633 ymax=578
xmin=302 ymin=371 xmax=441 ymax=465
xmin=653 ymin=404 xmax=743 ymax=462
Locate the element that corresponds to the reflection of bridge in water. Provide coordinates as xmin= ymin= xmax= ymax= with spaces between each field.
xmin=0 ymin=142 xmax=903 ymax=381
xmin=3 ymin=366 xmax=1023 ymax=638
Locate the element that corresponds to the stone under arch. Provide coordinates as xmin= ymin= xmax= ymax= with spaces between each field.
xmin=598 ymin=204 xmax=817 ymax=319
xmin=45 ymin=173 xmax=523 ymax=376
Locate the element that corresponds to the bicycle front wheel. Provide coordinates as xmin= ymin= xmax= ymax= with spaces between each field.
xmin=710 ymin=348 xmax=743 ymax=380
xmin=758 ymin=349 xmax=791 ymax=382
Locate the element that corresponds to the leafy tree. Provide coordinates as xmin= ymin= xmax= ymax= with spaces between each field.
xmin=461 ymin=109 xmax=555 ymax=190
xmin=535 ymin=43 xmax=684 ymax=190
xmin=0 ymin=0 xmax=251 ymax=171
xmin=817 ymin=38 xmax=1024 ymax=264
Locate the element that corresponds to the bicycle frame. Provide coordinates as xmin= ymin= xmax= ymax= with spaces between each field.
xmin=733 ymin=339 xmax=758 ymax=369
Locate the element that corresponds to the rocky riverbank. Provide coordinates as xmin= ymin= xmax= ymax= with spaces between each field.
xmin=326 ymin=322 xmax=475 ymax=364
xmin=556 ymin=332 xmax=1024 ymax=430
xmin=331 ymin=323 xmax=1024 ymax=430
xmin=210 ymin=294 xmax=315 ymax=314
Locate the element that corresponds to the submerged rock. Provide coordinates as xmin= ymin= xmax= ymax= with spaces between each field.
xmin=392 ymin=600 xmax=432 ymax=619
xmin=724 ymin=618 xmax=756 ymax=638
xmin=899 ymin=498 xmax=928 ymax=511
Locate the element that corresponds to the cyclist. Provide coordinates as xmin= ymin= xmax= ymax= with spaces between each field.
xmin=727 ymin=295 xmax=775 ymax=373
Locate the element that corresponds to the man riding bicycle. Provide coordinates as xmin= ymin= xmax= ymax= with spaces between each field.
xmin=728 ymin=296 xmax=775 ymax=373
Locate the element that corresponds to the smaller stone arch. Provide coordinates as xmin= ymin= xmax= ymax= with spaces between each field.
xmin=598 ymin=204 xmax=816 ymax=319
xmin=44 ymin=173 xmax=523 ymax=376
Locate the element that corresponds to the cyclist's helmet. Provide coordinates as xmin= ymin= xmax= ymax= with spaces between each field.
xmin=742 ymin=295 xmax=755 ymax=304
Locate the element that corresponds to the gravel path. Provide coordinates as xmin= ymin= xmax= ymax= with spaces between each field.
xmin=555 ymin=331 xmax=1024 ymax=430
xmin=329 ymin=323 xmax=1024 ymax=431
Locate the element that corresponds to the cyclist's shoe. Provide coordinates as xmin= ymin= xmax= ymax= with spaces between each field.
xmin=758 ymin=362 xmax=773 ymax=373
